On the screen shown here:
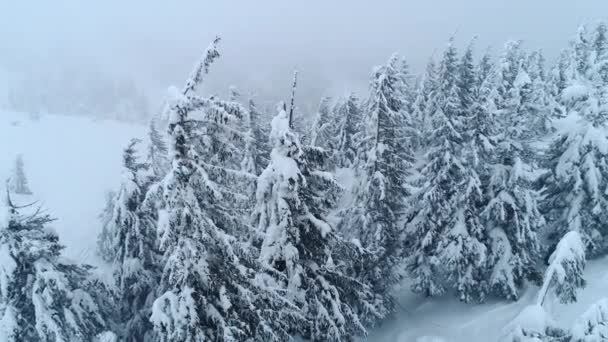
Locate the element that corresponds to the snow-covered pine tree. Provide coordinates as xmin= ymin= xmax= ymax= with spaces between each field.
xmin=541 ymin=23 xmax=608 ymax=256
xmin=482 ymin=141 xmax=544 ymax=300
xmin=412 ymin=58 xmax=439 ymax=149
xmin=476 ymin=41 xmax=546 ymax=301
xmin=340 ymin=53 xmax=414 ymax=301
xmin=147 ymin=119 xmax=170 ymax=180
xmin=0 ymin=192 xmax=109 ymax=341
xmin=469 ymin=50 xmax=497 ymax=171
xmin=148 ymin=38 xmax=297 ymax=342
xmin=404 ymin=39 xmax=487 ymax=302
xmin=334 ymin=93 xmax=363 ymax=167
xmin=245 ymin=98 xmax=269 ymax=175
xmin=9 ymin=154 xmax=32 ymax=195
xmin=517 ymin=50 xmax=554 ymax=140
xmin=310 ymin=96 xmax=335 ymax=149
xmin=537 ymin=231 xmax=586 ymax=306
xmin=254 ymin=107 xmax=385 ymax=341
xmin=457 ymin=38 xmax=477 ymax=120
xmin=99 ymin=139 xmax=159 ymax=341
xmin=398 ymin=58 xmax=415 ymax=117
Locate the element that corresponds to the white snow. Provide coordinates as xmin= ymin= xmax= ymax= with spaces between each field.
xmin=0 ymin=111 xmax=146 ymax=266
xmin=570 ymin=298 xmax=608 ymax=341
xmin=364 ymin=253 xmax=608 ymax=342
xmin=562 ymin=83 xmax=589 ymax=103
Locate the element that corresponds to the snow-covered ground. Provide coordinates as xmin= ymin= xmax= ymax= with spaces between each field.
xmin=366 ymin=255 xmax=608 ymax=341
xmin=1 ymin=111 xmax=606 ymax=342
xmin=0 ymin=111 xmax=145 ymax=265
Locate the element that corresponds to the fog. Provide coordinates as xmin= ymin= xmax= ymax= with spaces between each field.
xmin=1 ymin=0 xmax=607 ymax=118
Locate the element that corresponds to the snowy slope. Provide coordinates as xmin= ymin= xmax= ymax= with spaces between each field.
xmin=366 ymin=257 xmax=608 ymax=342
xmin=0 ymin=111 xmax=146 ymax=266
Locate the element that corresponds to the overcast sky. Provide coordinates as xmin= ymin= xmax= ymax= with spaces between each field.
xmin=1 ymin=1 xmax=607 ymax=110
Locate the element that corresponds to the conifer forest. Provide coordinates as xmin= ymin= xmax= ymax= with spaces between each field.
xmin=4 ymin=2 xmax=608 ymax=341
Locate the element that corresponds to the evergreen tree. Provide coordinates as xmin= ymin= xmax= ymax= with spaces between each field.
xmin=9 ymin=154 xmax=32 ymax=195
xmin=482 ymin=142 xmax=544 ymax=300
xmin=100 ymin=139 xmax=159 ymax=341
xmin=310 ymin=96 xmax=335 ymax=149
xmin=245 ymin=98 xmax=269 ymax=175
xmin=254 ymin=108 xmax=385 ymax=341
xmin=334 ymin=93 xmax=363 ymax=167
xmin=476 ymin=42 xmax=546 ymax=300
xmin=413 ymin=58 xmax=439 ymax=148
xmin=542 ymin=23 xmax=608 ymax=255
xmin=0 ymin=193 xmax=109 ymax=341
xmin=457 ymin=39 xmax=477 ymax=119
xmin=469 ymin=50 xmax=498 ymax=170
xmin=340 ymin=54 xmax=414 ymax=301
xmin=404 ymin=40 xmax=487 ymax=302
xmin=148 ymin=38 xmax=296 ymax=342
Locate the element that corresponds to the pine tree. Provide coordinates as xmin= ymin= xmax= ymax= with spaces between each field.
xmin=334 ymin=93 xmax=363 ymax=167
xmin=9 ymin=154 xmax=32 ymax=195
xmin=0 ymin=193 xmax=109 ymax=341
xmin=254 ymin=108 xmax=385 ymax=341
xmin=310 ymin=96 xmax=335 ymax=149
xmin=413 ymin=58 xmax=440 ymax=148
xmin=148 ymin=38 xmax=296 ymax=342
xmin=404 ymin=40 xmax=487 ymax=302
xmin=482 ymin=142 xmax=544 ymax=300
xmin=542 ymin=24 xmax=608 ymax=255
xmin=457 ymin=39 xmax=477 ymax=119
xmin=469 ymin=50 xmax=498 ymax=170
xmin=475 ymin=42 xmax=546 ymax=300
xmin=100 ymin=139 xmax=159 ymax=341
xmin=340 ymin=54 xmax=414 ymax=302
xmin=245 ymin=98 xmax=269 ymax=175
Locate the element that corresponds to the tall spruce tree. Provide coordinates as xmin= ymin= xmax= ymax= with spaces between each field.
xmin=340 ymin=54 xmax=414 ymax=303
xmin=477 ymin=42 xmax=545 ymax=300
xmin=310 ymin=96 xmax=335 ymax=149
xmin=482 ymin=141 xmax=544 ymax=300
xmin=334 ymin=93 xmax=363 ymax=167
xmin=245 ymin=98 xmax=269 ymax=175
xmin=254 ymin=108 xmax=385 ymax=341
xmin=413 ymin=58 xmax=439 ymax=148
xmin=542 ymin=23 xmax=608 ymax=256
xmin=99 ymin=139 xmax=159 ymax=341
xmin=148 ymin=38 xmax=296 ymax=342
xmin=404 ymin=39 xmax=487 ymax=302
